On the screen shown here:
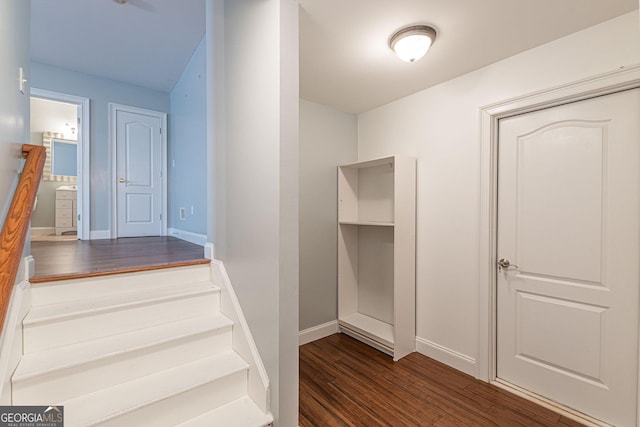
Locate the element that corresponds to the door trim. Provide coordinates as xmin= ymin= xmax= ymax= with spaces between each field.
xmin=31 ymin=88 xmax=90 ymax=241
xmin=478 ymin=65 xmax=640 ymax=424
xmin=479 ymin=64 xmax=640 ymax=382
xmin=108 ymin=103 xmax=167 ymax=238
xmin=477 ymin=64 xmax=640 ymax=427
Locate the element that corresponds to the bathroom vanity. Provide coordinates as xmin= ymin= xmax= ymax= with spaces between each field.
xmin=55 ymin=187 xmax=77 ymax=235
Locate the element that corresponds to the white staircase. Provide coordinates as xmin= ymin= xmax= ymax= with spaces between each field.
xmin=11 ymin=263 xmax=273 ymax=427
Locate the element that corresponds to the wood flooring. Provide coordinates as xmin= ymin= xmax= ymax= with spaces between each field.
xmin=300 ymin=334 xmax=586 ymax=426
xmin=31 ymin=236 xmax=208 ymax=283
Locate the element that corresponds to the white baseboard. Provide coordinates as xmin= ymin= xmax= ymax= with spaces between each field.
xmin=211 ymin=260 xmax=270 ymax=413
xmin=0 ymin=280 xmax=30 ymax=405
xmin=168 ymin=228 xmax=206 ymax=247
xmin=23 ymin=256 xmax=34 ymax=281
xmin=415 ymin=337 xmax=476 ymax=376
xmin=204 ymin=243 xmax=215 ymax=260
xmin=90 ymin=230 xmax=111 ymax=240
xmin=492 ymin=380 xmax=608 ymax=427
xmin=31 ymin=227 xmax=54 ymax=236
xmin=299 ymin=320 xmax=338 ymax=346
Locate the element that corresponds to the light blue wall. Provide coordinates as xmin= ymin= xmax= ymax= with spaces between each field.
xmin=0 ymin=0 xmax=30 ymax=265
xmin=30 ymin=62 xmax=170 ymax=232
xmin=169 ymin=37 xmax=207 ymax=235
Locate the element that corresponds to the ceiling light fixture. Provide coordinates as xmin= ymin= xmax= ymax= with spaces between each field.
xmin=113 ymin=0 xmax=127 ymax=4
xmin=389 ymin=25 xmax=437 ymax=63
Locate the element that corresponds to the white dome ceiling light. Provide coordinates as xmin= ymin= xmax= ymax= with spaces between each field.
xmin=389 ymin=25 xmax=437 ymax=63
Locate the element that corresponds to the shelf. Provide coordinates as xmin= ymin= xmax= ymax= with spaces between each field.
xmin=339 ymin=156 xmax=394 ymax=169
xmin=338 ymin=155 xmax=415 ymax=360
xmin=339 ymin=312 xmax=394 ymax=349
xmin=339 ymin=221 xmax=395 ymax=227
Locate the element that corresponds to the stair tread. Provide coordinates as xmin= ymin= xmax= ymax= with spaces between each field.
xmin=177 ymin=396 xmax=273 ymax=427
xmin=14 ymin=314 xmax=233 ymax=381
xmin=25 ymin=281 xmax=220 ymax=325
xmin=62 ymin=351 xmax=248 ymax=426
xmin=32 ymin=264 xmax=211 ymax=287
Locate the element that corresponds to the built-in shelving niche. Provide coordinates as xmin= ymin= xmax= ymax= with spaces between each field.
xmin=337 ymin=155 xmax=416 ymax=361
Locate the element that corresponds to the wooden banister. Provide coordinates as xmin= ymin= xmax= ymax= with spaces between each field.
xmin=0 ymin=144 xmax=46 ymax=330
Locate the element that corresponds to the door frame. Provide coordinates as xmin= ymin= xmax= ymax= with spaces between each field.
xmin=30 ymin=88 xmax=91 ymax=240
xmin=477 ymin=64 xmax=640 ymax=421
xmin=108 ymin=103 xmax=167 ymax=238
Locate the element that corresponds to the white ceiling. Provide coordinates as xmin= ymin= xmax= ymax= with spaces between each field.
xmin=31 ymin=98 xmax=78 ymax=140
xmin=31 ymin=0 xmax=206 ymax=92
xmin=299 ymin=0 xmax=638 ymax=113
xmin=31 ymin=1 xmax=637 ymax=112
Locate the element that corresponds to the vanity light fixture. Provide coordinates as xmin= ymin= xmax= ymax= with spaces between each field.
xmin=389 ymin=25 xmax=437 ymax=63
xmin=61 ymin=123 xmax=77 ymax=140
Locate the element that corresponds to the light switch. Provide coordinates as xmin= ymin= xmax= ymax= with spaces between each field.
xmin=18 ymin=67 xmax=27 ymax=94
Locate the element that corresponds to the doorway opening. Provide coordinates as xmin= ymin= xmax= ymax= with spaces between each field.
xmin=29 ymin=89 xmax=90 ymax=241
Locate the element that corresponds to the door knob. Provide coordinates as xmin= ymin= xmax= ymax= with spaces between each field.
xmin=118 ymin=178 xmax=127 ymax=183
xmin=498 ymin=258 xmax=519 ymax=271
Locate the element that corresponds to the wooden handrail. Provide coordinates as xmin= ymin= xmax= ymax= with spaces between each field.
xmin=0 ymin=144 xmax=46 ymax=330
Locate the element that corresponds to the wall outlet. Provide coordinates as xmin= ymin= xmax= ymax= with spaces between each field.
xmin=179 ymin=207 xmax=186 ymax=220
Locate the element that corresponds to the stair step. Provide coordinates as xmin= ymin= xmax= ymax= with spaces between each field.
xmin=26 ymin=281 xmax=218 ymax=325
xmin=13 ymin=314 xmax=233 ymax=403
xmin=62 ymin=352 xmax=249 ymax=427
xmin=31 ymin=264 xmax=211 ymax=306
xmin=23 ymin=282 xmax=221 ymax=353
xmin=177 ymin=396 xmax=273 ymax=427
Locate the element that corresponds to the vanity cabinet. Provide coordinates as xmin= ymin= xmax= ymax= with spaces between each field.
xmin=337 ymin=155 xmax=416 ymax=361
xmin=55 ymin=188 xmax=77 ymax=235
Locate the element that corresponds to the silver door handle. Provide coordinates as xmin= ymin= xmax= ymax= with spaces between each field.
xmin=498 ymin=258 xmax=519 ymax=271
xmin=118 ymin=178 xmax=127 ymax=183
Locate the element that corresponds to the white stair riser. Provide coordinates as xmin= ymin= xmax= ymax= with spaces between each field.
xmin=24 ymin=293 xmax=220 ymax=353
xmin=84 ymin=370 xmax=247 ymax=427
xmin=13 ymin=327 xmax=232 ymax=404
xmin=31 ymin=266 xmax=211 ymax=306
xmin=176 ymin=396 xmax=274 ymax=427
xmin=13 ymin=262 xmax=271 ymax=426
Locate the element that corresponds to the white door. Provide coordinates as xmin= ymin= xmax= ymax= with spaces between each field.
xmin=497 ymin=89 xmax=640 ymax=426
xmin=115 ymin=109 xmax=163 ymax=237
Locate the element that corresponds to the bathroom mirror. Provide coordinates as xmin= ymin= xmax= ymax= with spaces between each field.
xmin=42 ymin=131 xmax=77 ymax=182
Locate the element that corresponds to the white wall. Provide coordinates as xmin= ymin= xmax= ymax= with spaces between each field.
xmin=277 ymin=4 xmax=299 ymax=426
xmin=358 ymin=12 xmax=640 ymax=375
xmin=299 ymin=100 xmax=357 ymax=331
xmin=211 ymin=1 xmax=299 ymax=425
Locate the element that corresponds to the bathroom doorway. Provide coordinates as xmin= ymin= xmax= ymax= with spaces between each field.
xmin=30 ymin=89 xmax=90 ymax=241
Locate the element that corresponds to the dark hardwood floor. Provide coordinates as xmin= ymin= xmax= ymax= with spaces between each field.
xmin=300 ymin=334 xmax=585 ymax=427
xmin=31 ymin=236 xmax=208 ymax=283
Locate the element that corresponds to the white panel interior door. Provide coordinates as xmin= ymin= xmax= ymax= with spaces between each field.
xmin=116 ymin=110 xmax=162 ymax=237
xmin=497 ymin=89 xmax=640 ymax=426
